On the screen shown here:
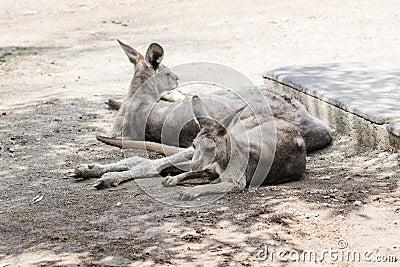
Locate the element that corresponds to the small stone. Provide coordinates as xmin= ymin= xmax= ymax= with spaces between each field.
xmin=116 ymin=202 xmax=122 ymax=207
xmin=209 ymin=242 xmax=224 ymax=251
xmin=8 ymin=148 xmax=15 ymax=153
xmin=388 ymin=154 xmax=398 ymax=161
xmin=378 ymin=152 xmax=387 ymax=158
xmin=354 ymin=201 xmax=363 ymax=206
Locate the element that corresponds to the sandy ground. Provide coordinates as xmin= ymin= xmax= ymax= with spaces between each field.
xmin=1 ymin=0 xmax=400 ymax=266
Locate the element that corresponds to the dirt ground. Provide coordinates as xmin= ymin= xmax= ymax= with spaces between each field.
xmin=1 ymin=1 xmax=400 ymax=266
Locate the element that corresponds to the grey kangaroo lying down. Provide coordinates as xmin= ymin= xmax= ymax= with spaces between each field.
xmin=99 ymin=40 xmax=332 ymax=152
xmin=73 ymin=96 xmax=306 ymax=200
xmin=162 ymin=96 xmax=306 ymax=199
xmin=71 ymin=40 xmax=330 ymax=196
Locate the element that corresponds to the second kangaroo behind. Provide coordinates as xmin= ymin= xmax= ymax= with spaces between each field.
xmin=101 ymin=40 xmax=332 ymax=152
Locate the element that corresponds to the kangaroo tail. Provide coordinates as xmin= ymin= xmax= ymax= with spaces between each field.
xmin=96 ymin=135 xmax=184 ymax=156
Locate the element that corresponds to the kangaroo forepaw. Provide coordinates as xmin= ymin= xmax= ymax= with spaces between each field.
xmin=162 ymin=176 xmax=179 ymax=187
xmin=105 ymin=98 xmax=121 ymax=110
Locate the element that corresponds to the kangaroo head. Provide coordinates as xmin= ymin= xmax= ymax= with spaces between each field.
xmin=190 ymin=96 xmax=244 ymax=174
xmin=117 ymin=39 xmax=178 ymax=94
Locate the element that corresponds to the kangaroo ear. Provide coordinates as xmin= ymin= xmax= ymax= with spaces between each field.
xmin=220 ymin=105 xmax=246 ymax=129
xmin=192 ymin=95 xmax=209 ymax=120
xmin=145 ymin=43 xmax=164 ymax=70
xmin=117 ymin=39 xmax=144 ymax=64
xmin=191 ymin=95 xmax=214 ymax=128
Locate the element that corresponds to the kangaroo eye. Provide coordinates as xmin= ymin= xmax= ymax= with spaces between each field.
xmin=192 ymin=144 xmax=196 ymax=149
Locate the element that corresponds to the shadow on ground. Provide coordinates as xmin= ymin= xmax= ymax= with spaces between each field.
xmin=0 ymin=98 xmax=398 ymax=265
xmin=0 ymin=46 xmax=68 ymax=64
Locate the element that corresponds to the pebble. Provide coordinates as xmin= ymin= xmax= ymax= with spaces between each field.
xmin=378 ymin=152 xmax=387 ymax=158
xmin=116 ymin=202 xmax=122 ymax=207
xmin=388 ymin=154 xmax=398 ymax=161
xmin=354 ymin=201 xmax=363 ymax=206
xmin=209 ymin=242 xmax=224 ymax=251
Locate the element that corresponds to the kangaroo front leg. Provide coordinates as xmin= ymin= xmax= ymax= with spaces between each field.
xmin=72 ymin=156 xmax=149 ymax=179
xmin=110 ymin=102 xmax=128 ymax=138
xmin=105 ymin=98 xmax=122 ymax=110
xmin=162 ymin=167 xmax=219 ymax=187
xmin=162 ymin=172 xmax=196 ymax=187
xmin=162 ymin=171 xmax=202 ymax=187
xmin=180 ymin=181 xmax=237 ymax=201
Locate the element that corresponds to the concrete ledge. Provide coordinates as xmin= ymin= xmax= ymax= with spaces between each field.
xmin=387 ymin=120 xmax=400 ymax=137
xmin=263 ymin=62 xmax=400 ymax=151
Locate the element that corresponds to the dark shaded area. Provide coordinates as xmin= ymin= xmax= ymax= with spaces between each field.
xmin=0 ymin=46 xmax=67 ymax=64
xmin=0 ymin=99 xmax=398 ymax=265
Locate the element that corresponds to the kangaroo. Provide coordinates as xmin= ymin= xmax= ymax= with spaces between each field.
xmin=99 ymin=40 xmax=332 ymax=152
xmin=161 ymin=96 xmax=306 ymax=200
xmin=72 ymin=95 xmax=306 ymax=196
xmin=109 ymin=40 xmax=181 ymax=140
xmin=71 ymin=41 xmax=330 ymax=189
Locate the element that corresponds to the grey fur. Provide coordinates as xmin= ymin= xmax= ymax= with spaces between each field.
xmin=73 ymin=41 xmax=331 ymax=194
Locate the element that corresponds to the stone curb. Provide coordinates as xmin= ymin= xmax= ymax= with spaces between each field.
xmin=263 ymin=62 xmax=400 ymax=150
